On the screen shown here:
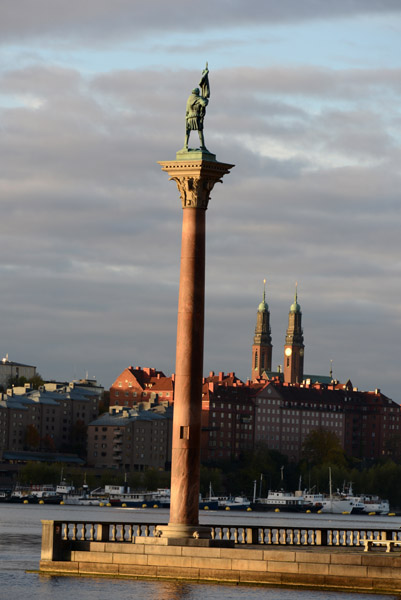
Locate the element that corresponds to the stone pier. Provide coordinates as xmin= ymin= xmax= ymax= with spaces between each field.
xmin=39 ymin=519 xmax=401 ymax=594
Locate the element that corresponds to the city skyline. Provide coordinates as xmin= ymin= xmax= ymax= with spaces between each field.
xmin=1 ymin=2 xmax=400 ymax=400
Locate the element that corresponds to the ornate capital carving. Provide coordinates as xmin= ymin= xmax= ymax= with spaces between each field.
xmin=171 ymin=176 xmax=218 ymax=209
xmin=159 ymin=158 xmax=234 ymax=211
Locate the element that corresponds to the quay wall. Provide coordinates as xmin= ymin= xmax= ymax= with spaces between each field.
xmin=39 ymin=520 xmax=401 ymax=595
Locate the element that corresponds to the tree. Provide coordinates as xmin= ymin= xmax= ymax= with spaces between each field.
xmin=42 ymin=434 xmax=56 ymax=452
xmin=24 ymin=424 xmax=40 ymax=450
xmin=302 ymin=428 xmax=346 ymax=467
xmin=7 ymin=372 xmax=44 ymax=390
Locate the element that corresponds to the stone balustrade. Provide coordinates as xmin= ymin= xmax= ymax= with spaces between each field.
xmin=42 ymin=519 xmax=401 ymax=556
xmin=40 ymin=519 xmax=401 ymax=594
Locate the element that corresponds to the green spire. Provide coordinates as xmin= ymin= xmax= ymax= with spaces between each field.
xmin=290 ymin=282 xmax=301 ymax=313
xmin=258 ymin=278 xmax=268 ymax=312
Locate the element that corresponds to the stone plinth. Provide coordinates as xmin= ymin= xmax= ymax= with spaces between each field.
xmin=159 ymin=154 xmax=233 ymax=535
xmin=40 ymin=538 xmax=401 ymax=594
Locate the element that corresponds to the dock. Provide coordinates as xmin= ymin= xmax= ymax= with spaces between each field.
xmin=39 ymin=518 xmax=401 ymax=594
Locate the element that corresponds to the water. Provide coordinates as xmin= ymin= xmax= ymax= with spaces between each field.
xmin=0 ymin=503 xmax=399 ymax=599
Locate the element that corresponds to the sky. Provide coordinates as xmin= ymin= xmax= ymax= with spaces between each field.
xmin=1 ymin=1 xmax=401 ymax=401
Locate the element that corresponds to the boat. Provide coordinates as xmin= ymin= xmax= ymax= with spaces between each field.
xmin=304 ymin=470 xmax=365 ymax=514
xmin=217 ymin=495 xmax=251 ymax=510
xmin=252 ymin=489 xmax=322 ymax=513
xmin=90 ymin=485 xmax=155 ymax=507
xmin=360 ymin=495 xmax=390 ymax=515
xmin=303 ymin=491 xmax=356 ymax=514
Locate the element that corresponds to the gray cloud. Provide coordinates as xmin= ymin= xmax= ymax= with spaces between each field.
xmin=0 ymin=48 xmax=400 ymax=401
xmin=0 ymin=1 xmax=400 ymax=44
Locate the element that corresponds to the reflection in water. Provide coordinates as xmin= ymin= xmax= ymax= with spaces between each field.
xmin=25 ymin=577 xmax=401 ymax=600
xmin=152 ymin=582 xmax=193 ymax=600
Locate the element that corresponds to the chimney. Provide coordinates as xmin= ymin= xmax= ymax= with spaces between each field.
xmin=219 ymin=372 xmax=224 ymax=382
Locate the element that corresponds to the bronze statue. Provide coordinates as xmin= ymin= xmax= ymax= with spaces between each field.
xmin=184 ymin=63 xmax=210 ymax=151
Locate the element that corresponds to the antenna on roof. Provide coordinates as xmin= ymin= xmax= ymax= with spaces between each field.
xmin=330 ymin=359 xmax=333 ymax=380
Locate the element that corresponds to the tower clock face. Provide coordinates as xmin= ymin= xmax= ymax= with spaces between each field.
xmin=285 ymin=347 xmax=292 ymax=357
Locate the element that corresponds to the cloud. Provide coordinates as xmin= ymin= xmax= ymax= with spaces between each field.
xmin=0 ymin=1 xmax=400 ymax=45
xmin=0 ymin=29 xmax=400 ymax=402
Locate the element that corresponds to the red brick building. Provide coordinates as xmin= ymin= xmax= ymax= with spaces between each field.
xmin=110 ymin=366 xmax=174 ymax=408
xmin=200 ymin=372 xmax=265 ymax=461
xmin=254 ymin=379 xmax=401 ymax=462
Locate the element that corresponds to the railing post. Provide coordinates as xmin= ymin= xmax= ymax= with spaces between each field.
xmin=41 ymin=520 xmax=63 ymax=561
xmin=96 ymin=523 xmax=110 ymax=542
xmin=315 ymin=529 xmax=327 ymax=546
xmin=246 ymin=527 xmax=259 ymax=545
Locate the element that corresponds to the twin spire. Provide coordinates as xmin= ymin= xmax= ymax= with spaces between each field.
xmin=253 ymin=280 xmax=304 ymax=383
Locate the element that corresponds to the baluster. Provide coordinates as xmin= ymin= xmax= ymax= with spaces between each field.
xmin=266 ymin=528 xmax=272 ymax=545
xmin=211 ymin=526 xmax=215 ymax=540
xmin=79 ymin=523 xmax=84 ymax=540
xmin=218 ymin=527 xmax=223 ymax=541
xmin=62 ymin=523 xmax=68 ymax=540
xmin=233 ymin=528 xmax=238 ymax=544
xmin=71 ymin=523 xmax=77 ymax=541
xmin=144 ymin=525 xmax=149 ymax=537
xmin=127 ymin=524 xmax=133 ymax=542
xmin=110 ymin=524 xmax=116 ymax=541
xmin=88 ymin=523 xmax=94 ymax=541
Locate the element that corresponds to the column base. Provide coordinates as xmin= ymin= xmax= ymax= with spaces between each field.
xmin=155 ymin=523 xmax=234 ymax=547
xmin=176 ymin=147 xmax=216 ymax=161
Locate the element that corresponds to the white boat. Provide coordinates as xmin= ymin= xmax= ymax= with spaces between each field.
xmin=254 ymin=490 xmax=322 ymax=513
xmin=62 ymin=495 xmax=101 ymax=506
xmin=218 ymin=495 xmax=251 ymax=510
xmin=304 ymin=471 xmax=364 ymax=514
xmin=356 ymin=495 xmax=390 ymax=515
xmin=303 ymin=492 xmax=355 ymax=514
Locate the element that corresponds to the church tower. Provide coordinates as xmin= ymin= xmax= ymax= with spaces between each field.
xmin=283 ymin=284 xmax=304 ymax=384
xmin=252 ymin=280 xmax=272 ymax=379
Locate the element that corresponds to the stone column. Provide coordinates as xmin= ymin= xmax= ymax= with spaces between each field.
xmin=159 ymin=153 xmax=233 ymax=538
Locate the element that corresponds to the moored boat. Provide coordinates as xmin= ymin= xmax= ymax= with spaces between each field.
xmin=252 ymin=490 xmax=322 ymax=513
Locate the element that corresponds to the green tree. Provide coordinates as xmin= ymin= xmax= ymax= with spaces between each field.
xmin=7 ymin=372 xmax=44 ymax=390
xmin=24 ymin=424 xmax=40 ymax=450
xmin=302 ymin=428 xmax=346 ymax=467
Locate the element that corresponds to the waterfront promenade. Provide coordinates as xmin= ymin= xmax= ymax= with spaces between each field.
xmin=39 ymin=513 xmax=401 ymax=595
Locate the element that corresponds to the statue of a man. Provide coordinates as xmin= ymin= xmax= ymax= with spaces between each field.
xmin=184 ymin=64 xmax=210 ymax=151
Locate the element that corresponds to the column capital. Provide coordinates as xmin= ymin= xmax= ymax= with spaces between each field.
xmin=159 ymin=158 xmax=234 ymax=210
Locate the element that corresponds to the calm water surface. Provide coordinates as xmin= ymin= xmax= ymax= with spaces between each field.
xmin=0 ymin=503 xmax=399 ymax=600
